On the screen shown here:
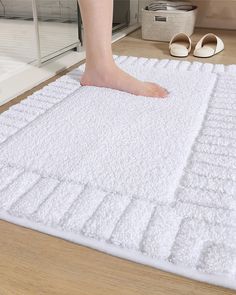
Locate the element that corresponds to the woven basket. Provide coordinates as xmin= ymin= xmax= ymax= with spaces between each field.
xmin=141 ymin=6 xmax=198 ymax=42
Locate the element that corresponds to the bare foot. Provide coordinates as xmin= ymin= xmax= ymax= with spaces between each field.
xmin=80 ymin=64 xmax=168 ymax=98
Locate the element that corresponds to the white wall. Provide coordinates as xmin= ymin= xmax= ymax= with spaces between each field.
xmin=192 ymin=0 xmax=236 ymax=30
xmin=130 ymin=0 xmax=139 ymax=24
xmin=139 ymin=0 xmax=149 ymax=19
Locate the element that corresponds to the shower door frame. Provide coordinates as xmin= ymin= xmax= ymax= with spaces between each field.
xmin=32 ymin=0 xmax=41 ymax=65
xmin=31 ymin=0 xmax=81 ymax=66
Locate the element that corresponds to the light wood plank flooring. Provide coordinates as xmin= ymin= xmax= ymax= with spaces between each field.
xmin=0 ymin=28 xmax=236 ymax=295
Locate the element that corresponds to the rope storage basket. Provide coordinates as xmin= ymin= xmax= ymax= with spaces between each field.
xmin=141 ymin=6 xmax=198 ymax=42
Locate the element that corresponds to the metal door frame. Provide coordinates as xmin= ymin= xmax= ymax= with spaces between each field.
xmin=32 ymin=0 xmax=81 ymax=66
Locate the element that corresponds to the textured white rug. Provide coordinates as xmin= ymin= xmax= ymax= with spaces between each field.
xmin=0 ymin=56 xmax=236 ymax=290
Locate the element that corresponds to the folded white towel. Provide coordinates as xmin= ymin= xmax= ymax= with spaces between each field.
xmin=148 ymin=0 xmax=195 ymax=11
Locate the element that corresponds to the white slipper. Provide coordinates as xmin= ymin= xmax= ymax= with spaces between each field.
xmin=169 ymin=33 xmax=191 ymax=58
xmin=193 ymin=33 xmax=224 ymax=58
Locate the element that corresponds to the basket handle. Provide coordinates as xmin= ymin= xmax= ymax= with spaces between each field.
xmin=154 ymin=16 xmax=167 ymax=22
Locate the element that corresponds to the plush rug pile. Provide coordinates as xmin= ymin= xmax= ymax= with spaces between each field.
xmin=0 ymin=56 xmax=236 ymax=290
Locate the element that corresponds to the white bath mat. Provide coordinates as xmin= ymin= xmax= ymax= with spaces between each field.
xmin=0 ymin=56 xmax=236 ymax=290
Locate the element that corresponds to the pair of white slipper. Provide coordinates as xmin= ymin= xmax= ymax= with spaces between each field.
xmin=169 ymin=33 xmax=224 ymax=58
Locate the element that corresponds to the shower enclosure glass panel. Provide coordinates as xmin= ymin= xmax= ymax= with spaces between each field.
xmin=0 ymin=0 xmax=37 ymax=81
xmin=35 ymin=0 xmax=79 ymax=63
xmin=0 ymin=0 xmax=137 ymax=79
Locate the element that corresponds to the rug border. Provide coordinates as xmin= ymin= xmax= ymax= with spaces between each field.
xmin=0 ymin=211 xmax=235 ymax=291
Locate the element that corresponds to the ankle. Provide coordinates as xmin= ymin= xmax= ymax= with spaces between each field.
xmin=81 ymin=65 xmax=113 ymax=86
xmin=85 ymin=59 xmax=117 ymax=74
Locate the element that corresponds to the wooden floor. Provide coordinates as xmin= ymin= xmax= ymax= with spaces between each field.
xmin=0 ymin=28 xmax=236 ymax=295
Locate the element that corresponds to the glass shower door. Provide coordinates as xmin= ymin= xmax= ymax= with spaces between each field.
xmin=0 ymin=0 xmax=37 ymax=81
xmin=34 ymin=0 xmax=80 ymax=64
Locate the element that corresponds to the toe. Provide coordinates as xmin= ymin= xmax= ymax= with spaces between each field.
xmin=157 ymin=87 xmax=168 ymax=98
xmin=150 ymin=83 xmax=168 ymax=98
